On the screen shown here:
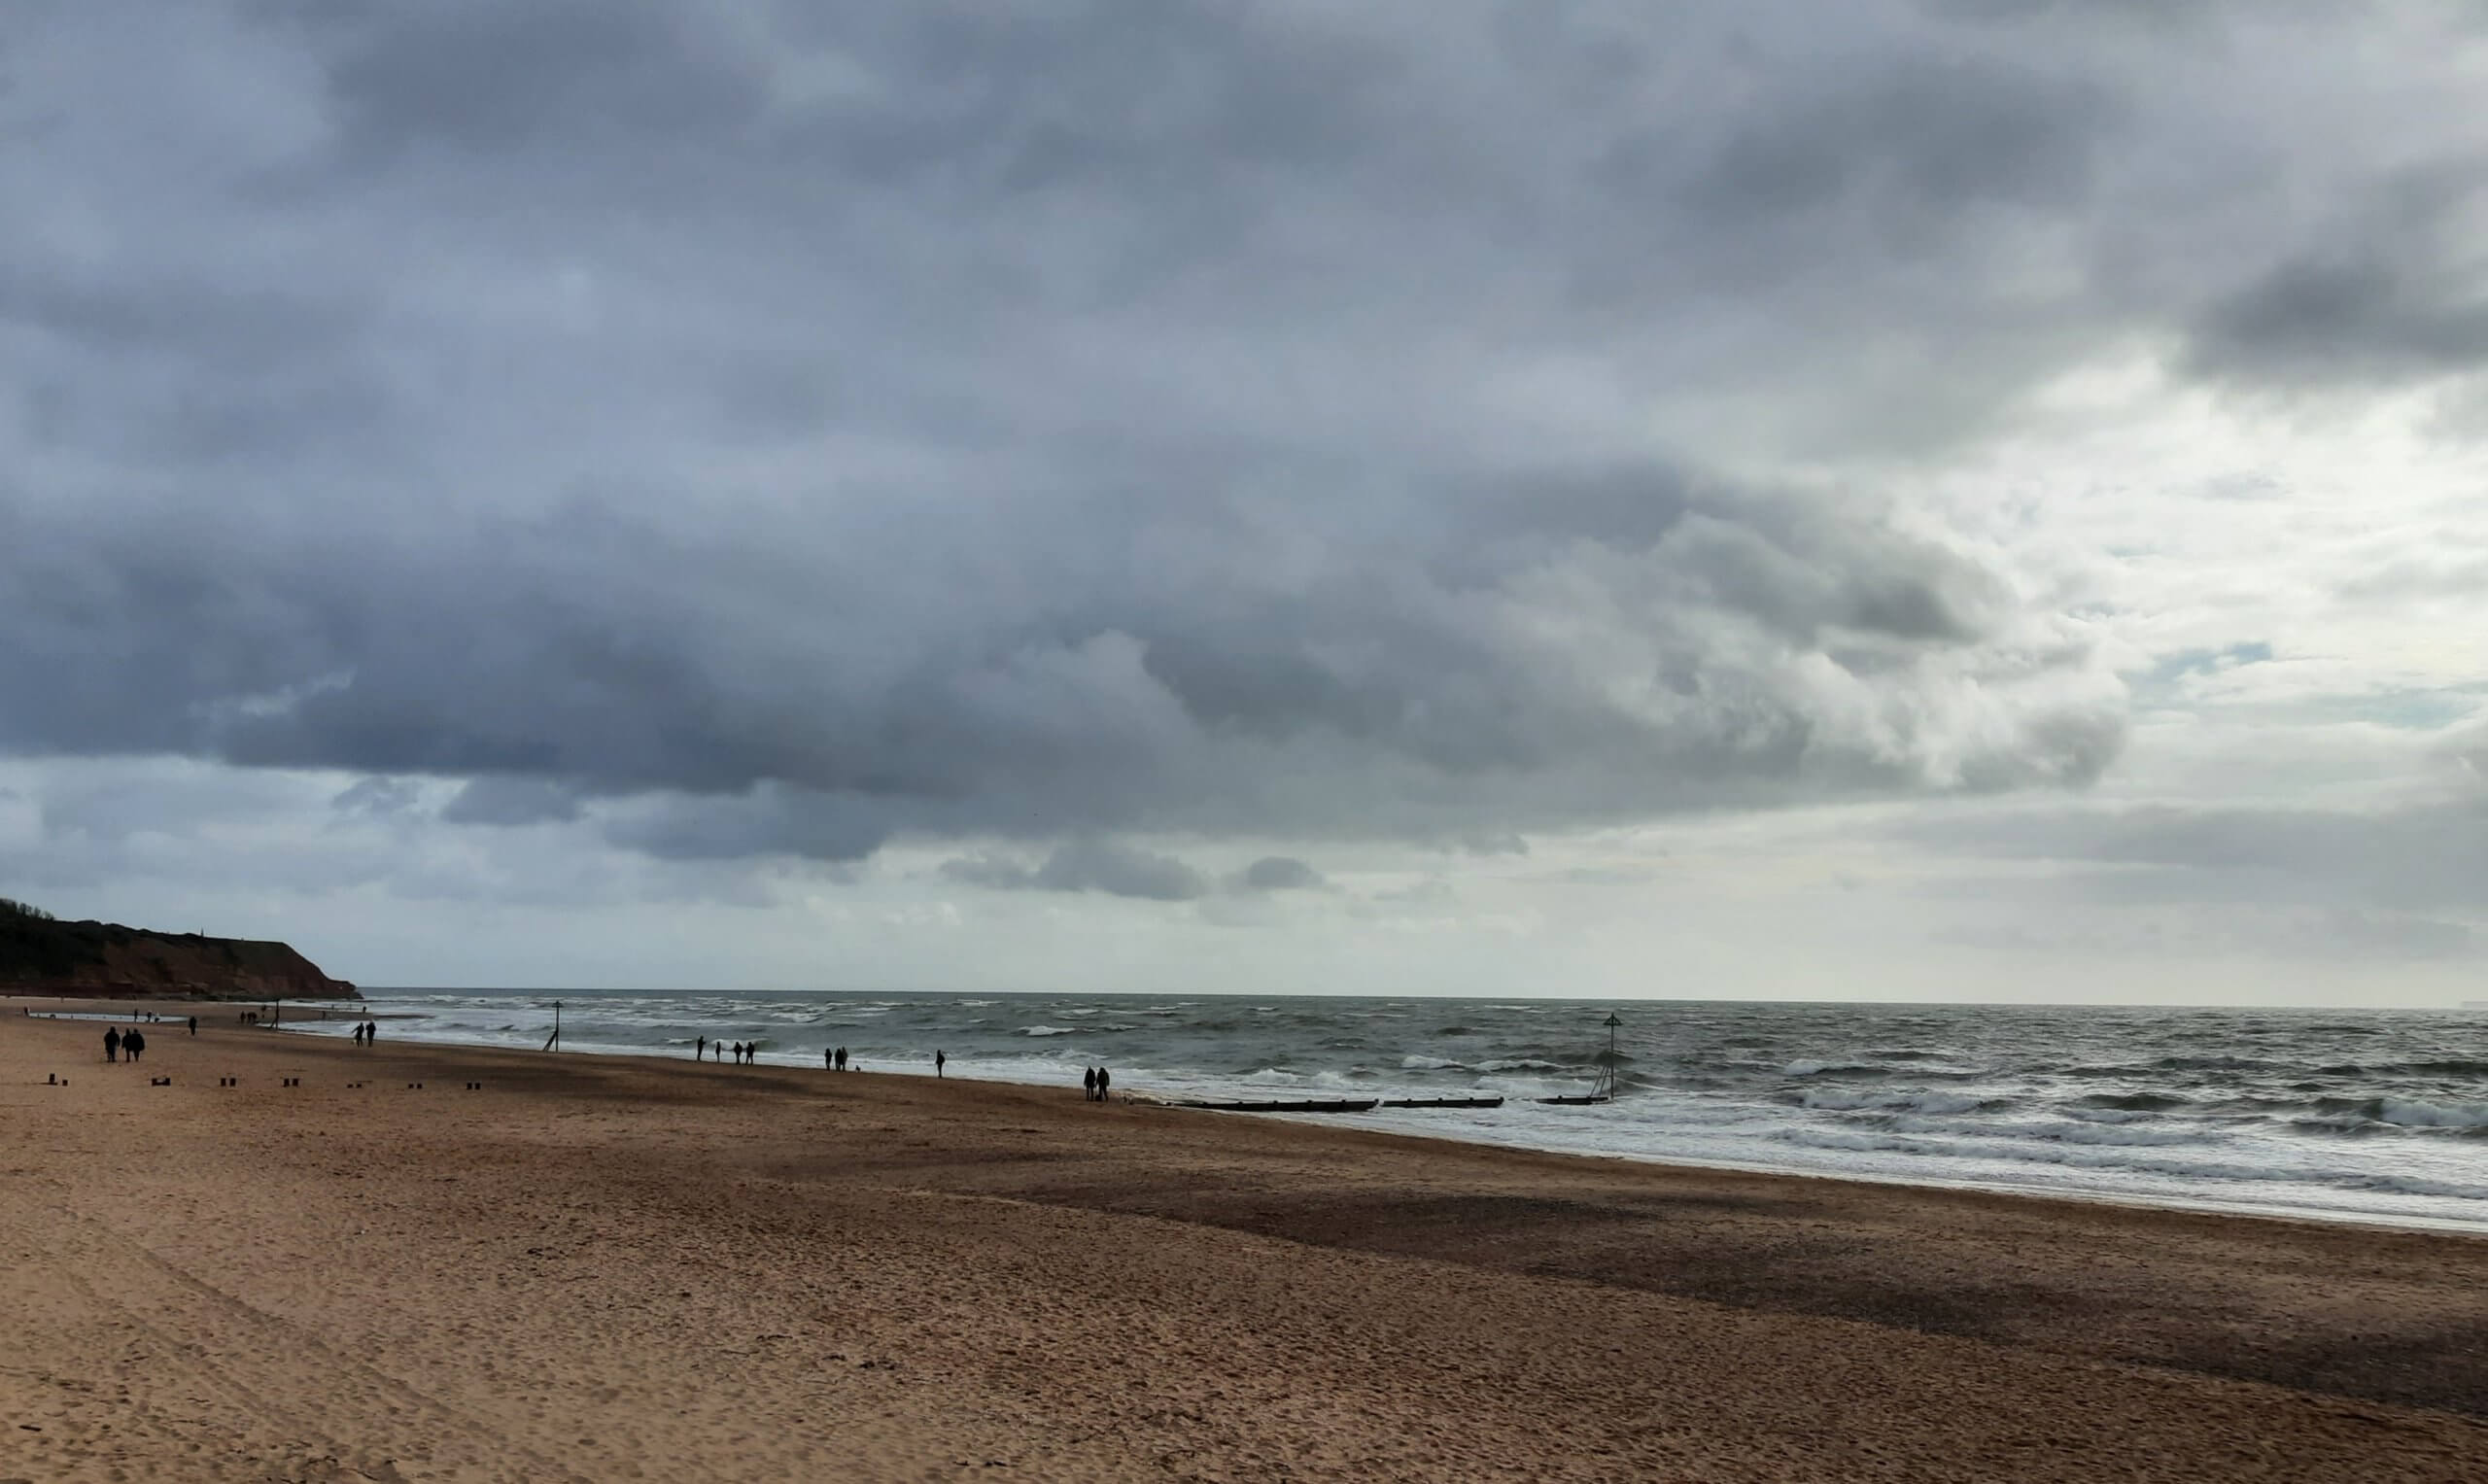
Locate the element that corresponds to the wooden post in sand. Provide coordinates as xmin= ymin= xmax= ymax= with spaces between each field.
xmin=543 ymin=999 xmax=563 ymax=1053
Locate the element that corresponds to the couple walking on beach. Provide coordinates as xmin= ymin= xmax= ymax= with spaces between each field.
xmin=824 ymin=1046 xmax=851 ymax=1071
xmin=104 ymin=1026 xmax=146 ymax=1062
xmin=1082 ymin=1066 xmax=1111 ymax=1101
xmin=349 ymin=1020 xmax=377 ymax=1046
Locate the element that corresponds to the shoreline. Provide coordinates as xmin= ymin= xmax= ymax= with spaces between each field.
xmin=8 ymin=1005 xmax=2488 ymax=1479
xmin=125 ymin=990 xmax=2488 ymax=1241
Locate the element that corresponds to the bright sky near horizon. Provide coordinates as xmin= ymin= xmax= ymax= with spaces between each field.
xmin=7 ymin=2 xmax=2488 ymax=1004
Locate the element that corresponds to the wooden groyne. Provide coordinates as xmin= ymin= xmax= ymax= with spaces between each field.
xmin=1178 ymin=1098 xmax=1378 ymax=1114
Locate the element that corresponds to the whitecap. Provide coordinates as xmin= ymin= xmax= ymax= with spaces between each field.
xmin=2377 ymin=1098 xmax=2488 ymax=1129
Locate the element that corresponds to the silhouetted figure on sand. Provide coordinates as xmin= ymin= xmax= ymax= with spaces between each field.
xmin=104 ymin=1027 xmax=120 ymax=1063
xmin=188 ymin=1017 xmax=197 ymax=1036
xmin=697 ymin=1036 xmax=707 ymax=1061
xmin=935 ymin=1050 xmax=946 ymax=1078
xmin=836 ymin=1047 xmax=847 ymax=1071
xmin=1082 ymin=1066 xmax=1095 ymax=1101
xmin=125 ymin=1029 xmax=145 ymax=1063
xmin=824 ymin=1048 xmax=834 ymax=1071
xmin=1096 ymin=1066 xmax=1109 ymax=1101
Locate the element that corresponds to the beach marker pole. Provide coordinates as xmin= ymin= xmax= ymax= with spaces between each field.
xmin=1593 ymin=1012 xmax=1622 ymax=1102
xmin=544 ymin=998 xmax=563 ymax=1053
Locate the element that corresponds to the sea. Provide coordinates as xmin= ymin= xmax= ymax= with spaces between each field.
xmin=294 ymin=991 xmax=2488 ymax=1233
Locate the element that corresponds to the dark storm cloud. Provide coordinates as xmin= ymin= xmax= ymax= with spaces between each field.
xmin=20 ymin=0 xmax=2471 ymax=868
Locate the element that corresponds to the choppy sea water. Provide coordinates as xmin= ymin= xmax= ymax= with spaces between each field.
xmin=299 ymin=992 xmax=2488 ymax=1231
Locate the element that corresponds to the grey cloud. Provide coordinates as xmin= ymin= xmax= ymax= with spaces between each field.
xmin=1233 ymin=855 xmax=1329 ymax=893
xmin=316 ymin=3 xmax=757 ymax=165
xmin=2186 ymin=164 xmax=2488 ymax=388
xmin=1905 ymin=793 xmax=2488 ymax=913
xmin=331 ymin=777 xmax=423 ymax=816
xmin=943 ymin=840 xmax=1209 ymax=902
xmin=0 ymin=469 xmax=2123 ymax=852
xmin=439 ymin=776 xmax=588 ymax=827
xmin=1935 ymin=904 xmax=2474 ymax=963
xmin=601 ymin=786 xmax=894 ymax=864
xmin=2192 ymin=255 xmax=2488 ymax=386
xmin=1675 ymin=54 xmax=2110 ymax=226
xmin=68 ymin=0 xmax=2488 ymax=869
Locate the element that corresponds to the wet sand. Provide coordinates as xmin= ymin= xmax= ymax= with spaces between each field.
xmin=4 ymin=1000 xmax=2486 ymax=1482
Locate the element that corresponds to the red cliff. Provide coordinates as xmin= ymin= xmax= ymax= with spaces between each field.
xmin=0 ymin=902 xmax=359 ymax=1000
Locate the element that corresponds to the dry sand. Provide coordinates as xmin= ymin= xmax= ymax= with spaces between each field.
xmin=4 ymin=999 xmax=2485 ymax=1483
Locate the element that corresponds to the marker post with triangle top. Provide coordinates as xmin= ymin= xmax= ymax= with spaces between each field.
xmin=1538 ymin=1012 xmax=1621 ymax=1105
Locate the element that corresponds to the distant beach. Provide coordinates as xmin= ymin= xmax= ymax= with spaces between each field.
xmin=5 ymin=997 xmax=2485 ymax=1481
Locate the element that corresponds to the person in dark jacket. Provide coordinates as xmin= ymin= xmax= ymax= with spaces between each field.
xmin=104 ymin=1026 xmax=120 ymax=1062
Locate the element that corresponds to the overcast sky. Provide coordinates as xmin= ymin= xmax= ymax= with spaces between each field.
xmin=6 ymin=1 xmax=2487 ymax=1003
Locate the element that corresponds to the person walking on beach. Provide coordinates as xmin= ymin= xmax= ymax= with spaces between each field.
xmin=836 ymin=1047 xmax=847 ymax=1072
xmin=188 ymin=1016 xmax=197 ymax=1036
xmin=1096 ymin=1066 xmax=1109 ymax=1101
xmin=824 ymin=1048 xmax=834 ymax=1071
xmin=697 ymin=1035 xmax=707 ymax=1061
xmin=935 ymin=1050 xmax=946 ymax=1078
xmin=104 ymin=1026 xmax=120 ymax=1063
xmin=1082 ymin=1066 xmax=1095 ymax=1101
xmin=125 ymin=1029 xmax=145 ymax=1063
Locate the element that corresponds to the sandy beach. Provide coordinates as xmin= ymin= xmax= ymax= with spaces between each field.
xmin=4 ymin=1001 xmax=2485 ymax=1482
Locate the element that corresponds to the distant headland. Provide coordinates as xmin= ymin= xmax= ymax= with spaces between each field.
xmin=0 ymin=897 xmax=358 ymax=1001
